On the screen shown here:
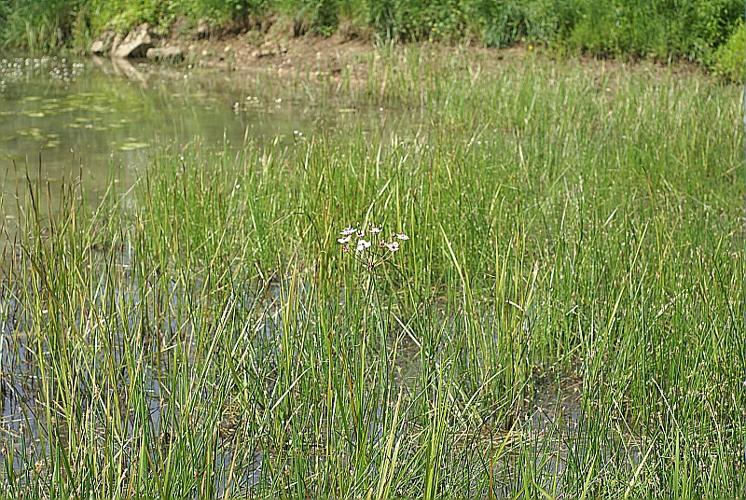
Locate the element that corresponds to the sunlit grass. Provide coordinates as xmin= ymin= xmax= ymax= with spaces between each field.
xmin=1 ymin=50 xmax=744 ymax=498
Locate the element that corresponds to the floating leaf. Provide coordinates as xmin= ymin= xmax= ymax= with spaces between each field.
xmin=118 ymin=141 xmax=149 ymax=151
xmin=17 ymin=127 xmax=43 ymax=137
xmin=90 ymin=105 xmax=114 ymax=113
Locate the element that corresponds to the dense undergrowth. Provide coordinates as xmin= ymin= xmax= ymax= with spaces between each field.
xmin=0 ymin=0 xmax=744 ymax=79
xmin=1 ymin=49 xmax=744 ymax=497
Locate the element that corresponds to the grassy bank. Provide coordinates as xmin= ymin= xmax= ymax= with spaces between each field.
xmin=1 ymin=50 xmax=744 ymax=497
xmin=0 ymin=0 xmax=744 ymax=79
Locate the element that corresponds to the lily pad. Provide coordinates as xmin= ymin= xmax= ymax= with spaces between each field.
xmin=118 ymin=141 xmax=149 ymax=151
xmin=17 ymin=127 xmax=43 ymax=138
xmin=89 ymin=105 xmax=114 ymax=113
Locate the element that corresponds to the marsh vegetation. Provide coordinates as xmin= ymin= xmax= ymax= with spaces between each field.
xmin=0 ymin=47 xmax=744 ymax=498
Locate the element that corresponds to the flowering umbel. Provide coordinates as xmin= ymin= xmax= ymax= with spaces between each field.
xmin=337 ymin=223 xmax=409 ymax=267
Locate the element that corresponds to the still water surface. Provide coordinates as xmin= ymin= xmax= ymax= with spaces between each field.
xmin=0 ymin=55 xmax=381 ymax=224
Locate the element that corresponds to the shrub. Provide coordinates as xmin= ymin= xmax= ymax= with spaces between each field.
xmin=0 ymin=0 xmax=84 ymax=51
xmin=368 ymin=0 xmax=466 ymax=42
xmin=463 ymin=0 xmax=563 ymax=47
xmin=312 ymin=0 xmax=339 ymax=35
xmin=713 ymin=21 xmax=746 ymax=82
xmin=565 ymin=0 xmax=743 ymax=63
xmin=184 ymin=0 xmax=270 ymax=24
xmin=275 ymin=0 xmax=340 ymax=36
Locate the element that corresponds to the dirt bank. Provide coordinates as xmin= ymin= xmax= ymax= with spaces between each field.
xmin=90 ymin=17 xmax=540 ymax=81
xmin=89 ymin=17 xmax=709 ymax=88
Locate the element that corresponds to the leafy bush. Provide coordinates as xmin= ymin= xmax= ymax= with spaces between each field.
xmin=713 ymin=21 xmax=746 ymax=82
xmin=367 ymin=0 xmax=466 ymax=42
xmin=183 ymin=0 xmax=270 ymax=24
xmin=0 ymin=0 xmax=85 ymax=51
xmin=565 ymin=0 xmax=742 ymax=63
xmin=311 ymin=0 xmax=339 ymax=35
xmin=462 ymin=0 xmax=564 ymax=47
xmin=87 ymin=0 xmax=173 ymax=32
xmin=275 ymin=0 xmax=340 ymax=35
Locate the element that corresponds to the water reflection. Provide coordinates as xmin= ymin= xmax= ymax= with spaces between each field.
xmin=0 ymin=274 xmax=282 ymax=493
xmin=0 ymin=55 xmax=382 ymax=226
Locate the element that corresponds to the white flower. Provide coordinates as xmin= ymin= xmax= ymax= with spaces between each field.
xmin=369 ymin=226 xmax=382 ymax=235
xmin=394 ymin=233 xmax=409 ymax=241
xmin=337 ymin=235 xmax=351 ymax=244
xmin=384 ymin=242 xmax=400 ymax=252
xmin=357 ymin=230 xmax=365 ymax=238
xmin=356 ymin=239 xmax=372 ymax=252
xmin=340 ymin=226 xmax=357 ymax=236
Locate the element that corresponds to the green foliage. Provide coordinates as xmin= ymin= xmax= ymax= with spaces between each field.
xmin=565 ymin=0 xmax=743 ymax=62
xmin=368 ymin=0 xmax=556 ymax=43
xmin=314 ymin=0 xmax=339 ymax=34
xmin=0 ymin=0 xmax=86 ymax=51
xmin=713 ymin=21 xmax=746 ymax=82
xmin=367 ymin=0 xmax=467 ymax=42
xmin=0 ymin=0 xmax=743 ymax=71
xmin=365 ymin=0 xmax=744 ymax=57
xmin=276 ymin=0 xmax=340 ymax=35
xmin=461 ymin=0 xmax=564 ymax=47
xmin=184 ymin=0 xmax=270 ymax=23
xmin=87 ymin=0 xmax=173 ymax=32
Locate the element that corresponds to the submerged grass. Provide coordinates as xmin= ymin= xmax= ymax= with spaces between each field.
xmin=1 ymin=50 xmax=744 ymax=498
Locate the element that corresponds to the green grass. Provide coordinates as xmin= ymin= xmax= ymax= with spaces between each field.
xmin=1 ymin=49 xmax=744 ymax=498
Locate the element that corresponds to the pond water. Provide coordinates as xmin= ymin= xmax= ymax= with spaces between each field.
xmin=0 ymin=55 xmax=382 ymax=228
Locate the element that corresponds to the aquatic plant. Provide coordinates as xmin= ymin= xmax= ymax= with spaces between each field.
xmin=0 ymin=47 xmax=743 ymax=498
